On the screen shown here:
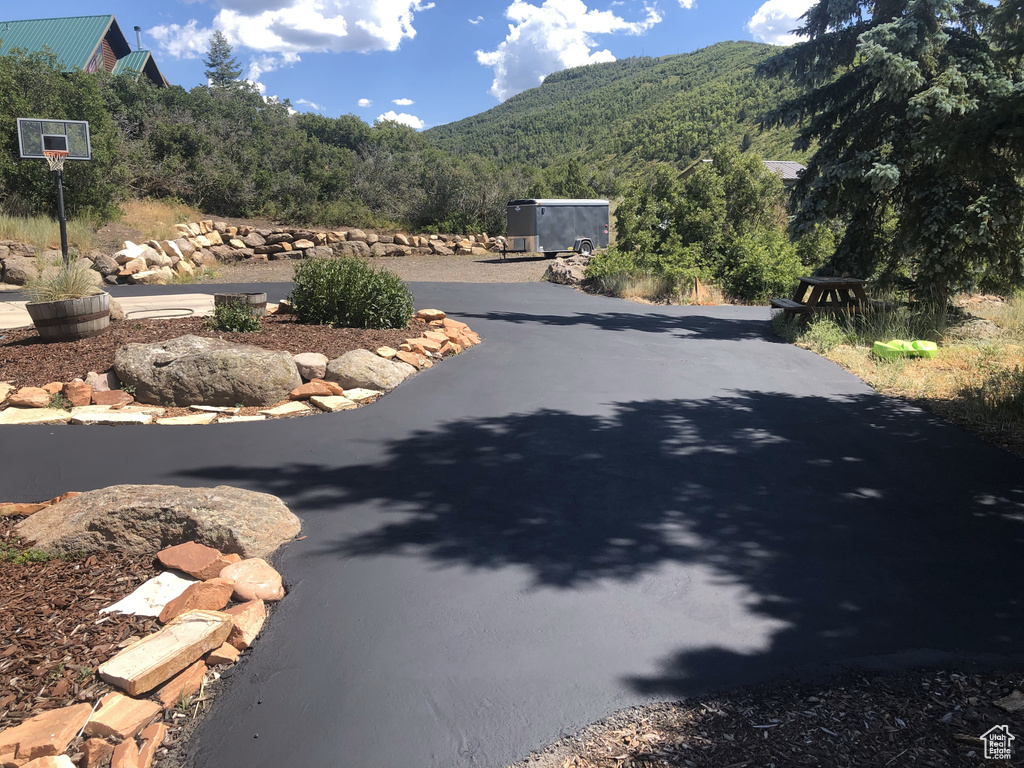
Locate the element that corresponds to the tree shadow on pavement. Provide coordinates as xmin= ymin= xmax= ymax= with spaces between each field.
xmin=180 ymin=390 xmax=1024 ymax=699
xmin=456 ymin=308 xmax=781 ymax=341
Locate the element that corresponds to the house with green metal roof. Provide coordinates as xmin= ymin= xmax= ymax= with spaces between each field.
xmin=0 ymin=15 xmax=168 ymax=86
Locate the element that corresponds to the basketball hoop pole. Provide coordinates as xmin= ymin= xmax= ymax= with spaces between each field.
xmin=54 ymin=167 xmax=69 ymax=266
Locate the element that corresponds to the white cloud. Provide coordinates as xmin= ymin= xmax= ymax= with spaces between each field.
xmin=476 ymin=0 xmax=662 ymax=102
xmin=295 ymin=98 xmax=323 ymax=110
xmin=147 ymin=20 xmax=213 ymax=59
xmin=746 ymin=0 xmax=813 ymax=45
xmin=469 ymin=15 xmax=484 ymax=24
xmin=241 ymin=52 xmax=300 ymax=95
xmin=151 ymin=1 xmax=436 ymax=62
xmin=392 ymin=97 xmax=414 ymax=105
xmin=215 ymin=0 xmax=435 ymax=55
xmin=358 ymin=98 xmax=373 ymax=107
xmin=678 ymin=0 xmax=695 ymax=7
xmin=376 ymin=110 xmax=426 ymax=129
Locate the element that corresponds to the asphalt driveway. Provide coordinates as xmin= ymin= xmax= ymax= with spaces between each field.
xmin=2 ymin=282 xmax=1022 ymax=768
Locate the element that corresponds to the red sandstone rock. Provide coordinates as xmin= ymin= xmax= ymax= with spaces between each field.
xmin=394 ymin=351 xmax=425 ymax=369
xmin=158 ymin=578 xmax=234 ymax=623
xmin=309 ymin=378 xmax=346 ymax=396
xmin=288 ymin=382 xmax=335 ymax=400
xmin=156 ymin=542 xmax=222 ymax=578
xmin=62 ymin=381 xmax=93 ymax=408
xmin=9 ymin=387 xmax=50 ymax=408
xmin=206 ymin=642 xmax=240 ymax=665
xmin=41 ymin=382 xmax=63 ymax=395
xmin=92 ymin=390 xmax=134 ymax=407
xmin=82 ymin=740 xmax=114 ymax=768
xmin=224 ymin=599 xmax=266 ymax=650
xmin=192 ymin=552 xmax=242 ymax=581
xmin=84 ymin=692 xmax=162 ymax=740
xmin=0 ymin=703 xmax=92 ymax=761
xmin=110 ymin=736 xmax=139 ymax=768
xmin=153 ymin=659 xmax=207 ymax=708
xmin=137 ymin=723 xmax=168 ymax=768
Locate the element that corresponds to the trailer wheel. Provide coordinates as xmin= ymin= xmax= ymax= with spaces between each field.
xmin=578 ymin=240 xmax=594 ymax=256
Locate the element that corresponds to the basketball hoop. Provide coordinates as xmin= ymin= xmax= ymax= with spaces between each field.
xmin=43 ymin=149 xmax=69 ymax=172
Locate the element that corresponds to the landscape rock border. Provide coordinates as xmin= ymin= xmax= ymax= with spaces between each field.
xmin=0 ymin=309 xmax=481 ymax=426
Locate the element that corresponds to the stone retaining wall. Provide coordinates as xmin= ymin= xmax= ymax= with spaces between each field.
xmin=0 ymin=223 xmax=503 ymax=287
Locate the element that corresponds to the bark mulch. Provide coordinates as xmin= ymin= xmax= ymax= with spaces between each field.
xmin=0 ymin=517 xmax=159 ymax=731
xmin=516 ymin=669 xmax=1024 ymax=767
xmin=0 ymin=316 xmax=426 ymax=390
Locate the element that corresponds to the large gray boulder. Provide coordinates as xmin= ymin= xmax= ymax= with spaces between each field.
xmin=543 ymin=254 xmax=591 ymax=286
xmin=337 ymin=240 xmax=371 ymax=258
xmin=114 ymin=334 xmax=302 ymax=406
xmin=16 ymin=484 xmax=300 ymax=558
xmin=325 ymin=349 xmax=417 ymax=391
xmin=1 ymin=255 xmax=36 ymax=285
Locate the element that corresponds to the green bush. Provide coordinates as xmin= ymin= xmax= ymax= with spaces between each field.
xmin=205 ymin=300 xmax=262 ymax=332
xmin=724 ymin=229 xmax=802 ymax=303
xmin=290 ymin=257 xmax=414 ymax=329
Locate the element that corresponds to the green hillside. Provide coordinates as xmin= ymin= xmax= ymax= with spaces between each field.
xmin=425 ymin=41 xmax=806 ymax=176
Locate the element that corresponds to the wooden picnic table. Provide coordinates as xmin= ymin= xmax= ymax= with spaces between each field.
xmin=771 ymin=276 xmax=869 ymax=315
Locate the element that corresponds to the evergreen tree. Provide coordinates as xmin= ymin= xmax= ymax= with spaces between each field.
xmin=761 ymin=0 xmax=1024 ymax=300
xmin=203 ymin=31 xmax=242 ymax=88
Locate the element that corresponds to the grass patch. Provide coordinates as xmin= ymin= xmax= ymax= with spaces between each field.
xmin=0 ymin=213 xmax=97 ymax=252
xmin=0 ymin=540 xmax=60 ymax=565
xmin=118 ymin=198 xmax=202 ymax=241
xmin=588 ymin=272 xmax=726 ymax=305
xmin=171 ymin=265 xmax=219 ymax=285
xmin=774 ymin=297 xmax=1024 ymax=456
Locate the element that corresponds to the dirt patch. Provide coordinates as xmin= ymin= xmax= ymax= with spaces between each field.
xmin=0 ymin=315 xmax=426 ymax=390
xmin=195 ymin=252 xmax=552 ymax=285
xmin=515 ymin=668 xmax=1024 ymax=767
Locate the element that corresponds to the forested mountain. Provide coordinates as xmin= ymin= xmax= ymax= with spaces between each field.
xmin=2 ymin=40 xmax=806 ymax=234
xmin=425 ymin=42 xmax=807 ymax=177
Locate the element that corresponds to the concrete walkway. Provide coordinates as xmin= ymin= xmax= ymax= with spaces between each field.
xmin=1 ymin=282 xmax=1022 ymax=768
xmin=0 ymin=292 xmax=215 ymax=330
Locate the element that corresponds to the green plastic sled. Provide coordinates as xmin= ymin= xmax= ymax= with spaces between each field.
xmin=872 ymin=339 xmax=938 ymax=360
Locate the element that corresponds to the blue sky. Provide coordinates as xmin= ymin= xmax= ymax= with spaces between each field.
xmin=12 ymin=0 xmax=813 ymax=129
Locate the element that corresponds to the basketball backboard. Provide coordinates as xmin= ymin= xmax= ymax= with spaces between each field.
xmin=17 ymin=118 xmax=91 ymax=161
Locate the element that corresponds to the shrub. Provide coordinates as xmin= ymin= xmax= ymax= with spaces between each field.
xmin=724 ymin=229 xmax=802 ymax=303
xmin=206 ymin=300 xmax=262 ymax=332
xmin=289 ymin=257 xmax=414 ymax=329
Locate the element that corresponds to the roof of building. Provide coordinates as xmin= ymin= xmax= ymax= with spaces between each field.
xmin=761 ymin=160 xmax=806 ymax=181
xmin=0 ymin=15 xmax=166 ymax=85
xmin=112 ymin=49 xmax=168 ymax=86
xmin=0 ymin=15 xmax=122 ymax=69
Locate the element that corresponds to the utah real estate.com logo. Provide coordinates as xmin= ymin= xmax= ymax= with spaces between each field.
xmin=981 ymin=725 xmax=1015 ymax=760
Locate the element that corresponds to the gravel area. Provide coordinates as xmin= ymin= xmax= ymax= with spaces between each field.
xmin=0 ymin=315 xmax=426 ymax=390
xmin=204 ymin=253 xmax=552 ymax=285
xmin=515 ymin=668 xmax=1024 ymax=767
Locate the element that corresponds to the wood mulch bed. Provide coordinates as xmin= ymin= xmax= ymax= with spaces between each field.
xmin=516 ymin=669 xmax=1024 ymax=767
xmin=0 ymin=315 xmax=426 ymax=390
xmin=0 ymin=517 xmax=159 ymax=731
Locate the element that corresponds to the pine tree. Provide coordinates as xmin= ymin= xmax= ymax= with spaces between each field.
xmin=203 ymin=30 xmax=242 ymax=88
xmin=761 ymin=1 xmax=1024 ymax=300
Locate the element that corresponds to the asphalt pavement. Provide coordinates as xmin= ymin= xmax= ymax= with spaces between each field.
xmin=2 ymin=282 xmax=1022 ymax=768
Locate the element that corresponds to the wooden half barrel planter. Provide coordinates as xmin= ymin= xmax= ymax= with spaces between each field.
xmin=214 ymin=292 xmax=267 ymax=317
xmin=26 ymin=292 xmax=111 ymax=342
